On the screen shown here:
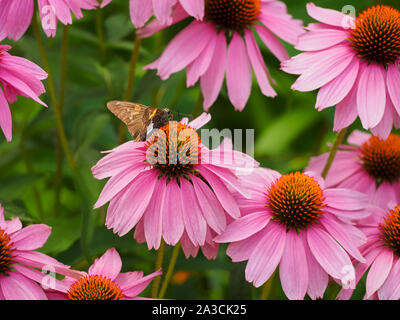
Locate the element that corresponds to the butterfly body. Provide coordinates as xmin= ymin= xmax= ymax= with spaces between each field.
xmin=107 ymin=101 xmax=172 ymax=141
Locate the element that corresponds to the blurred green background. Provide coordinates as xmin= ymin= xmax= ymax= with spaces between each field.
xmin=1 ymin=0 xmax=397 ymax=300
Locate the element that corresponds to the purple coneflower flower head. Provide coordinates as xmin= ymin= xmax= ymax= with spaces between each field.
xmin=0 ymin=204 xmax=77 ymax=300
xmin=0 ymin=44 xmax=47 ymax=142
xmin=139 ymin=0 xmax=304 ymax=111
xmin=307 ymin=130 xmax=400 ymax=210
xmin=338 ymin=191 xmax=400 ymax=300
xmin=215 ymin=169 xmax=369 ymax=300
xmin=92 ymin=113 xmax=258 ymax=259
xmin=0 ymin=0 xmax=99 ymax=40
xmin=101 ymin=0 xmax=204 ymax=27
xmin=283 ymin=3 xmax=400 ymax=139
xmin=47 ymin=248 xmax=162 ymax=300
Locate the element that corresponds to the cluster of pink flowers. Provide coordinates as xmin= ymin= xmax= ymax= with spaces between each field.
xmin=0 ymin=0 xmax=399 ymax=300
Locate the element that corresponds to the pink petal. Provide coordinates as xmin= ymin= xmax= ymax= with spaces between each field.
xmin=296 ymin=28 xmax=348 ymax=51
xmin=10 ymin=224 xmax=51 ymax=250
xmin=226 ymin=231 xmax=264 ymax=262
xmin=333 ymin=79 xmax=359 ymax=132
xmin=214 ymin=212 xmax=269 ymax=243
xmin=180 ymin=177 xmax=207 ymax=246
xmin=303 ymin=238 xmax=328 ymax=299
xmin=387 ymin=63 xmax=400 ymax=116
xmin=366 ymin=249 xmax=393 ymax=299
xmin=254 ymin=24 xmax=289 ymax=62
xmin=291 ymin=45 xmax=355 ymax=92
xmin=122 ymin=269 xmax=162 ymax=298
xmin=0 ymin=271 xmax=47 ymax=300
xmin=306 ymin=3 xmax=354 ymax=28
xmin=162 ymin=179 xmax=184 ymax=245
xmin=226 ymin=32 xmax=252 ymax=111
xmin=370 ymin=96 xmax=395 ymax=140
xmin=88 ymin=248 xmax=122 ymax=281
xmin=186 ymin=30 xmax=217 ymax=87
xmin=179 ymin=0 xmax=204 ymax=20
xmin=197 ymin=166 xmax=241 ymax=219
xmin=279 ymin=230 xmax=308 ymax=300
xmin=316 ymin=58 xmax=359 ymax=110
xmin=357 ymin=63 xmax=386 ymax=128
xmin=191 ymin=175 xmax=226 ymax=234
xmin=324 ymin=188 xmax=368 ymax=211
xmin=307 ymin=226 xmax=354 ymax=282
xmin=0 ymin=88 xmax=12 ymax=141
xmin=156 ymin=21 xmax=214 ymax=80
xmin=245 ymin=223 xmax=286 ymax=287
xmin=244 ymin=29 xmax=277 ymax=98
xmin=152 ymin=0 xmax=176 ymax=25
xmin=200 ymin=31 xmax=227 ymax=110
xmin=320 ymin=215 xmax=365 ymax=262
xmin=129 ymin=0 xmax=153 ymax=28
xmin=144 ymin=178 xmax=167 ymax=250
xmin=378 ymin=258 xmax=400 ymax=300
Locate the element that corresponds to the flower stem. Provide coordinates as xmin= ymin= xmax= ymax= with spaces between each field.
xmin=32 ymin=16 xmax=75 ymax=170
xmin=118 ymin=34 xmax=142 ymax=144
xmin=54 ymin=25 xmax=70 ymax=214
xmin=321 ymin=128 xmax=348 ymax=179
xmin=152 ymin=240 xmax=165 ymax=298
xmin=158 ymin=242 xmax=181 ymax=299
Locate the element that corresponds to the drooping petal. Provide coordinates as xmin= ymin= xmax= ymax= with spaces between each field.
xmin=226 ymin=32 xmax=252 ymax=111
xmin=387 ymin=63 xmax=400 ymax=116
xmin=10 ymin=224 xmax=51 ymax=251
xmin=88 ymin=248 xmax=122 ymax=281
xmin=365 ymin=249 xmax=393 ymax=299
xmin=357 ymin=63 xmax=386 ymax=129
xmin=279 ymin=230 xmax=308 ymax=300
xmin=129 ymin=0 xmax=153 ymax=28
xmin=162 ymin=179 xmax=184 ymax=245
xmin=179 ymin=0 xmax=204 ymax=20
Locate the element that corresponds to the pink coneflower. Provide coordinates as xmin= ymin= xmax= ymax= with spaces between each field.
xmin=0 ymin=44 xmax=47 ymax=142
xmin=47 ymin=248 xmax=162 ymax=300
xmin=92 ymin=113 xmax=258 ymax=259
xmin=307 ymin=130 xmax=400 ymax=210
xmin=0 ymin=204 xmax=76 ymax=300
xmin=100 ymin=0 xmax=204 ymax=27
xmin=338 ymin=193 xmax=400 ymax=300
xmin=215 ymin=169 xmax=368 ymax=300
xmin=138 ymin=0 xmax=304 ymax=111
xmin=282 ymin=3 xmax=400 ymax=139
xmin=0 ymin=0 xmax=99 ymax=40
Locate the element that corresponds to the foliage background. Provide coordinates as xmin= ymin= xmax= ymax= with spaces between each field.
xmin=1 ymin=0 xmax=397 ymax=299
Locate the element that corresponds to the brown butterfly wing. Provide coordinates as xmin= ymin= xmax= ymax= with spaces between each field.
xmin=107 ymin=101 xmax=154 ymax=141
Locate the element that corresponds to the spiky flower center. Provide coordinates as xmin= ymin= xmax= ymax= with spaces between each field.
xmin=380 ymin=205 xmax=400 ymax=257
xmin=145 ymin=121 xmax=201 ymax=179
xmin=0 ymin=229 xmax=14 ymax=275
xmin=67 ymin=275 xmax=124 ymax=300
xmin=360 ymin=134 xmax=400 ymax=184
xmin=266 ymin=172 xmax=326 ymax=231
xmin=205 ymin=0 xmax=261 ymax=30
xmin=350 ymin=5 xmax=400 ymax=66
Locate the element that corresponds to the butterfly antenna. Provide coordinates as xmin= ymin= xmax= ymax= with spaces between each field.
xmin=170 ymin=110 xmax=193 ymax=119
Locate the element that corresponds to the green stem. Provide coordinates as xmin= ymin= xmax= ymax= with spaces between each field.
xmin=158 ymin=243 xmax=181 ymax=299
xmin=321 ymin=128 xmax=348 ymax=179
xmin=152 ymin=240 xmax=165 ymax=298
xmin=54 ymin=25 xmax=69 ymax=214
xmin=118 ymin=34 xmax=142 ymax=144
xmin=32 ymin=16 xmax=75 ymax=170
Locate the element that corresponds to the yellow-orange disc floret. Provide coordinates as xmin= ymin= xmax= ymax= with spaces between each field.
xmin=67 ymin=275 xmax=124 ymax=300
xmin=350 ymin=5 xmax=400 ymax=66
xmin=380 ymin=205 xmax=400 ymax=257
xmin=266 ymin=172 xmax=326 ymax=231
xmin=360 ymin=134 xmax=400 ymax=184
xmin=0 ymin=229 xmax=14 ymax=275
xmin=205 ymin=0 xmax=261 ymax=30
xmin=145 ymin=121 xmax=201 ymax=179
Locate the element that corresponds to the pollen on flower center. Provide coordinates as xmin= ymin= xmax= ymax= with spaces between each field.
xmin=67 ymin=275 xmax=124 ymax=300
xmin=145 ymin=121 xmax=201 ymax=178
xmin=266 ymin=172 xmax=326 ymax=231
xmin=205 ymin=0 xmax=261 ymax=30
xmin=360 ymin=134 xmax=400 ymax=184
xmin=380 ymin=205 xmax=400 ymax=257
xmin=0 ymin=229 xmax=14 ymax=275
xmin=349 ymin=5 xmax=400 ymax=66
